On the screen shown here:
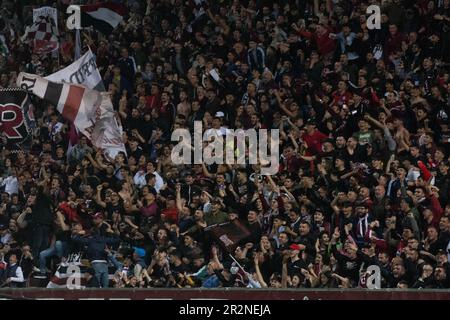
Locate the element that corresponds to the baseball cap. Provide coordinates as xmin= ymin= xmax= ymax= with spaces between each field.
xmin=215 ymin=111 xmax=225 ymax=118
xmin=184 ymin=170 xmax=195 ymax=178
xmin=289 ymin=243 xmax=302 ymax=251
xmin=93 ymin=212 xmax=104 ymax=219
xmin=134 ymin=247 xmax=146 ymax=258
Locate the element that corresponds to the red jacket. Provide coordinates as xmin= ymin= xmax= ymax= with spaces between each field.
xmin=301 ymin=130 xmax=328 ymax=155
xmin=427 ymin=194 xmax=443 ymax=227
xmin=59 ymin=202 xmax=81 ymax=225
xmin=332 ymin=90 xmax=352 ymax=106
xmin=145 ymin=94 xmax=162 ymax=111
xmin=161 ymin=207 xmax=178 ymax=224
xmin=384 ymin=32 xmax=406 ymax=60
xmin=372 ymin=238 xmax=407 ymax=258
xmin=299 ymin=27 xmax=336 ymax=56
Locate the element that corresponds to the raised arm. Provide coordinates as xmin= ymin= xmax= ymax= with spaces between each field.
xmin=364 ymin=114 xmax=385 ymax=130
xmin=281 ymin=254 xmax=289 ymax=288
xmin=254 ymin=254 xmax=268 ymax=288
xmin=175 ymin=183 xmax=183 ymax=212
xmin=202 ymin=163 xmax=215 ymax=179
xmin=56 ymin=210 xmax=70 ymax=231
xmin=266 ymin=175 xmax=280 ymax=194
xmin=95 ymin=185 xmax=107 ymax=208
xmin=86 ymin=152 xmax=101 ymax=171
xmin=17 ymin=207 xmax=31 ymax=229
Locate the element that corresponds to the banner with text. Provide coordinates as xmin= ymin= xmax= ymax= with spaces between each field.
xmin=45 ymin=48 xmax=105 ymax=91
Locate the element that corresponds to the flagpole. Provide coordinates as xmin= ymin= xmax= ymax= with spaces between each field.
xmin=67 ymin=28 xmax=82 ymax=160
xmin=75 ymin=28 xmax=81 ymax=60
xmin=228 ymin=254 xmax=246 ymax=273
xmin=57 ymin=49 xmax=60 ymax=69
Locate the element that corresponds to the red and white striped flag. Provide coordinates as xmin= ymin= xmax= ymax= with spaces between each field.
xmin=16 ymin=72 xmax=126 ymax=159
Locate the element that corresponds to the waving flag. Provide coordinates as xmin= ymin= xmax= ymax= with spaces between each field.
xmin=16 ymin=72 xmax=126 ymax=160
xmin=45 ymin=48 xmax=105 ymax=92
xmin=22 ymin=14 xmax=59 ymax=54
xmin=0 ymin=88 xmax=34 ymax=144
xmin=79 ymin=3 xmax=126 ymax=35
xmin=206 ymin=220 xmax=251 ymax=253
xmin=33 ymin=6 xmax=59 ymax=33
xmin=44 ymin=49 xmax=120 ymax=158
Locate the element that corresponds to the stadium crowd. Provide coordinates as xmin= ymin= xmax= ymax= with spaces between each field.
xmin=1 ymin=0 xmax=450 ymax=289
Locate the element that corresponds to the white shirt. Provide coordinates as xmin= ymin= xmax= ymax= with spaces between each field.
xmin=447 ymin=241 xmax=450 ymax=262
xmin=133 ymin=170 xmax=164 ymax=192
xmin=133 ymin=170 xmax=147 ymax=188
xmin=203 ymin=201 xmax=212 ymax=215
xmin=1 ymin=232 xmax=12 ymax=245
xmin=406 ymin=168 xmax=420 ymax=182
xmin=0 ymin=176 xmax=19 ymax=195
xmin=8 ymin=263 xmax=24 ymax=283
xmin=246 ymin=274 xmax=262 ymax=288
xmin=153 ymin=171 xmax=164 ymax=193
xmin=48 ymin=121 xmax=63 ymax=139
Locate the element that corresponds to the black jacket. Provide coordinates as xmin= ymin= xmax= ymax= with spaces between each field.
xmin=31 ymin=189 xmax=54 ymax=226
xmin=72 ymin=233 xmax=120 ymax=262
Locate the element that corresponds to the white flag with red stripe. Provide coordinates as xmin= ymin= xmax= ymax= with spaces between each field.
xmin=16 ymin=72 xmax=126 ymax=160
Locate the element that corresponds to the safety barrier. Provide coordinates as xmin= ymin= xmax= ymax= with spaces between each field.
xmin=1 ymin=288 xmax=450 ymax=300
